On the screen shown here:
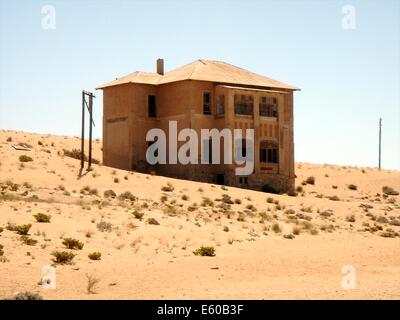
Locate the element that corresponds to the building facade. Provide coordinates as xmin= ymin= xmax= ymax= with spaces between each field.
xmin=97 ymin=59 xmax=299 ymax=193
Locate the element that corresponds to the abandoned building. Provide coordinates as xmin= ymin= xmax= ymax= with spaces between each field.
xmin=97 ymin=59 xmax=299 ymax=192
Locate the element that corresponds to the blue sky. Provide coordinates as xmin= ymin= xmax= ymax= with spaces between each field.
xmin=0 ymin=0 xmax=399 ymax=169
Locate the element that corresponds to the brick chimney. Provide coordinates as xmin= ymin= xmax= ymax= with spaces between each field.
xmin=156 ymin=58 xmax=164 ymax=75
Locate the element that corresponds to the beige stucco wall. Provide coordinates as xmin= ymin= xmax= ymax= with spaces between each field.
xmin=102 ymin=79 xmax=295 ymax=193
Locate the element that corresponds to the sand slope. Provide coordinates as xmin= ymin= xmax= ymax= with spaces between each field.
xmin=0 ymin=129 xmax=399 ymax=299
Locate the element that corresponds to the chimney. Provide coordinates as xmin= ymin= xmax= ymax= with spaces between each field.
xmin=156 ymin=58 xmax=164 ymax=75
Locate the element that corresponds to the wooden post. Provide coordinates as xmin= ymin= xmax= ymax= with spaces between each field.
xmin=88 ymin=93 xmax=93 ymax=169
xmin=378 ymin=118 xmax=382 ymax=170
xmin=81 ymin=90 xmax=85 ymax=170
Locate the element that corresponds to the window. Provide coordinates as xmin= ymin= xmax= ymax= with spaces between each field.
xmin=239 ymin=177 xmax=248 ymax=184
xmin=259 ymin=96 xmax=278 ymax=117
xmin=234 ymin=94 xmax=253 ymax=115
xmin=203 ymin=92 xmax=211 ymax=115
xmin=260 ymin=141 xmax=278 ymax=163
xmin=148 ymin=95 xmax=156 ymax=117
xmin=216 ymin=94 xmax=225 ymax=116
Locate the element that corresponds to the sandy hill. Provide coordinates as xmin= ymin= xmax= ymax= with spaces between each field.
xmin=0 ymin=129 xmax=399 ymax=300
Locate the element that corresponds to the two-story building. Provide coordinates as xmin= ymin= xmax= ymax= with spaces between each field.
xmin=97 ymin=59 xmax=299 ymax=192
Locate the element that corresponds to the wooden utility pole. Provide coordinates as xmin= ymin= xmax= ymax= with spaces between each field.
xmin=378 ymin=118 xmax=382 ymax=170
xmin=88 ymin=93 xmax=93 ymax=169
xmin=80 ymin=90 xmax=95 ymax=173
xmin=81 ymin=91 xmax=85 ymax=170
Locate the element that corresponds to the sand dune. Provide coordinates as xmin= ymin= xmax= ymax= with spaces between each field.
xmin=0 ymin=129 xmax=399 ymax=299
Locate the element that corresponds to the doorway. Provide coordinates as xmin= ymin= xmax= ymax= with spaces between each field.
xmin=216 ymin=174 xmax=225 ymax=185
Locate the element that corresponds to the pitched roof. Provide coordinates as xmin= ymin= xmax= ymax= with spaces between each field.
xmin=97 ymin=59 xmax=299 ymax=90
xmin=97 ymin=71 xmax=162 ymax=88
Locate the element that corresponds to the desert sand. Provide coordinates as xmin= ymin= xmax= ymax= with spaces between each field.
xmin=0 ymin=129 xmax=399 ymax=300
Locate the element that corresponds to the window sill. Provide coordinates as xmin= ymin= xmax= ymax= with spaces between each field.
xmin=259 ymin=116 xmax=278 ymax=121
xmin=234 ymin=114 xmax=254 ymax=118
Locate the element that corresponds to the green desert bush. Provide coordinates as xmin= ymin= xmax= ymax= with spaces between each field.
xmin=348 ymin=184 xmax=358 ymax=191
xmin=266 ymin=197 xmax=274 ymax=204
xmin=15 ymin=224 xmax=32 ymax=235
xmin=193 ymin=246 xmax=216 ymax=257
xmin=96 ymin=221 xmax=112 ymax=232
xmin=5 ymin=222 xmax=17 ymax=231
xmin=246 ymin=204 xmax=257 ymax=211
xmin=10 ymin=291 xmax=43 ymax=300
xmin=305 ymin=176 xmax=315 ymax=185
xmin=293 ymin=227 xmax=301 ymax=235
xmin=63 ymin=149 xmax=100 ymax=164
xmin=283 ymin=234 xmax=295 ymax=239
xmin=118 ymin=191 xmax=136 ymax=201
xmin=62 ymin=237 xmax=84 ymax=250
xmin=272 ymin=223 xmax=281 ymax=233
xmin=51 ymin=251 xmax=75 ymax=264
xmin=382 ymin=186 xmax=399 ymax=196
xmin=103 ymin=189 xmax=116 ymax=198
xmin=86 ymin=273 xmax=100 ymax=294
xmin=88 ymin=252 xmax=101 ymax=261
xmin=161 ymin=182 xmax=174 ymax=192
xmin=20 ymin=235 xmax=38 ymax=246
xmin=221 ymin=194 xmax=234 ymax=204
xmin=19 ymin=155 xmax=33 ymax=162
xmin=201 ymin=197 xmax=214 ymax=207
xmin=346 ymin=215 xmax=356 ymax=222
xmin=147 ymin=218 xmax=160 ymax=225
xmin=33 ymin=213 xmax=51 ymax=223
xmin=132 ymin=210 xmax=144 ymax=220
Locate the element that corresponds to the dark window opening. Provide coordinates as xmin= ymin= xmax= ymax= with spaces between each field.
xmin=148 ymin=95 xmax=156 ymax=117
xmin=203 ymin=92 xmax=211 ymax=115
xmin=259 ymin=96 xmax=278 ymax=117
xmin=216 ymin=174 xmax=224 ymax=185
xmin=260 ymin=141 xmax=278 ymax=163
xmin=234 ymin=94 xmax=253 ymax=115
xmin=239 ymin=177 xmax=248 ymax=184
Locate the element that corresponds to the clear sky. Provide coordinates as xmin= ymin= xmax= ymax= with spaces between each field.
xmin=0 ymin=0 xmax=399 ymax=169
